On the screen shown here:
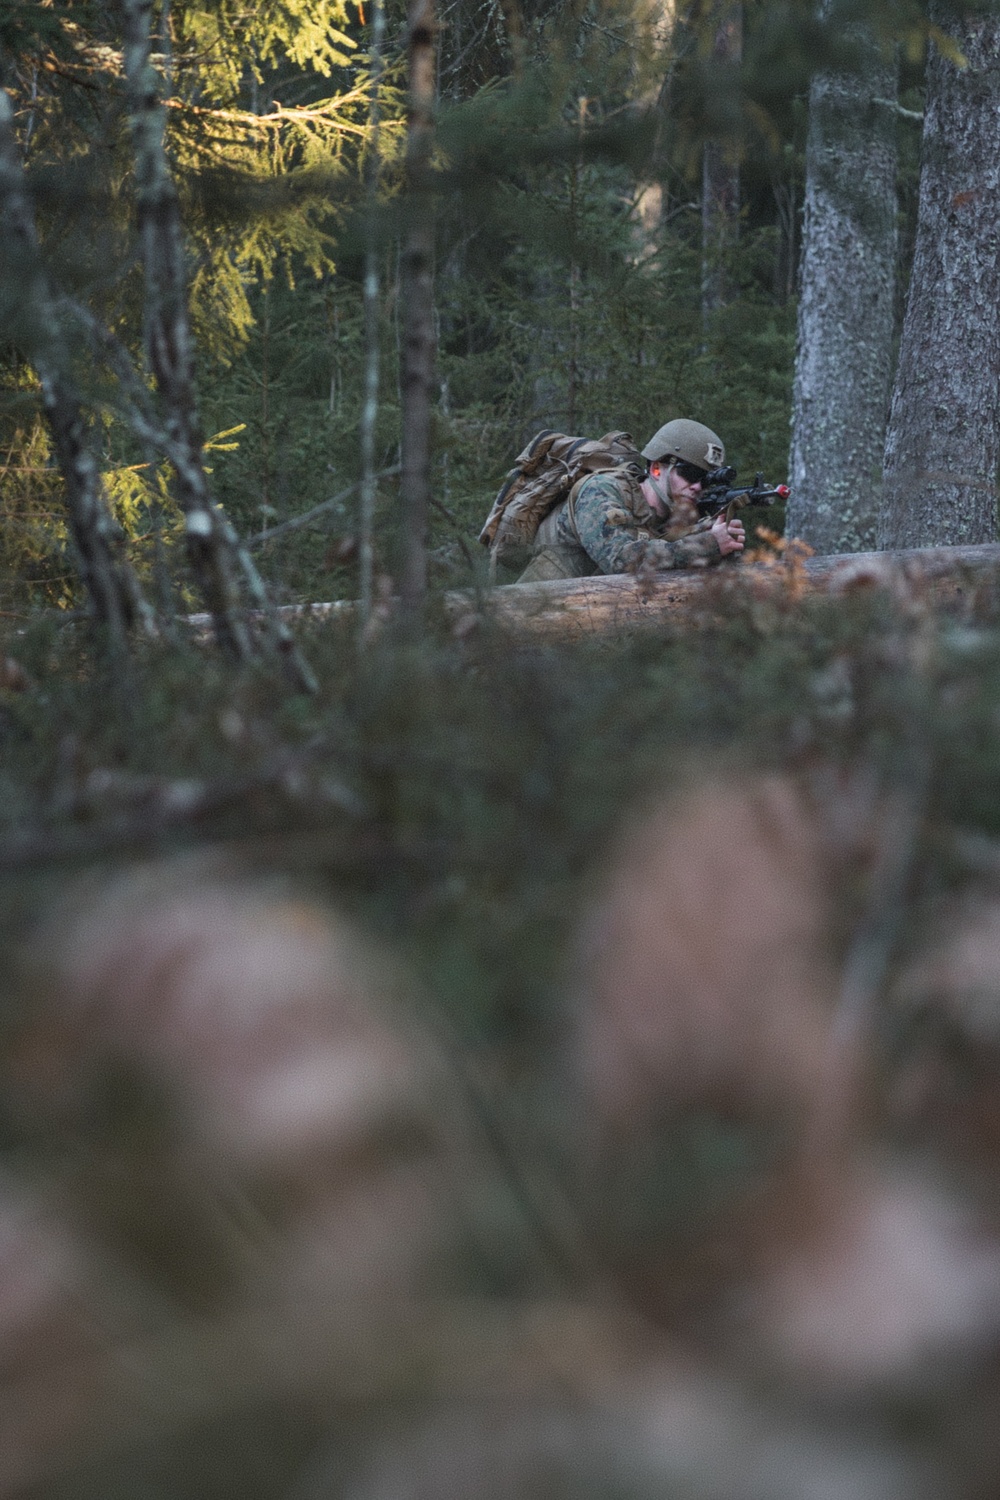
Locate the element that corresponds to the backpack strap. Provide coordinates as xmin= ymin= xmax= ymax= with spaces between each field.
xmin=526 ymin=428 xmax=557 ymax=457
xmin=564 ymin=474 xmax=590 ymax=543
xmin=518 ymin=429 xmax=561 ymax=475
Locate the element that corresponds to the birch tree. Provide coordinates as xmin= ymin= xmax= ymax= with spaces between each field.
xmin=786 ymin=14 xmax=898 ymax=554
xmin=878 ymin=2 xmax=1000 ymax=550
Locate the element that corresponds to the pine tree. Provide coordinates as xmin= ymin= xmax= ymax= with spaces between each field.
xmin=879 ymin=2 xmax=1000 ymax=549
xmin=787 ymin=11 xmax=898 ymax=554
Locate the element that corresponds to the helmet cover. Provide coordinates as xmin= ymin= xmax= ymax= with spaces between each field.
xmin=642 ymin=418 xmax=725 ymax=470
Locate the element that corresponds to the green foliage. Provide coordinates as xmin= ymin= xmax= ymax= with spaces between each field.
xmin=0 ymin=0 xmax=406 ymax=604
xmin=174 ymin=0 xmax=361 ymax=99
xmin=0 ymin=410 xmax=74 ymax=611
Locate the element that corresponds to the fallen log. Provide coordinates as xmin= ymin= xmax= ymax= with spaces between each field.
xmin=182 ymin=544 xmax=1000 ymax=642
xmin=442 ymin=543 xmax=1000 ymax=640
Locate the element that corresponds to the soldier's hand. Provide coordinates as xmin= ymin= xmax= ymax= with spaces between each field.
xmin=711 ymin=515 xmax=745 ymax=557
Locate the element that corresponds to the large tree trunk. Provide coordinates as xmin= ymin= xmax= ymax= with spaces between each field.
xmin=399 ymin=0 xmax=437 ymax=622
xmin=120 ymin=0 xmax=316 ymax=691
xmin=0 ymin=89 xmax=153 ymax=654
xmin=701 ymin=2 xmax=742 ymax=324
xmin=787 ymin=19 xmax=898 ymax=554
xmin=878 ymin=4 xmax=1000 ymax=550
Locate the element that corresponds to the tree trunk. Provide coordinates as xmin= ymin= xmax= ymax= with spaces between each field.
xmin=787 ymin=19 xmax=898 ymax=554
xmin=878 ymin=4 xmax=1000 ymax=550
xmin=0 ymin=89 xmax=153 ymax=654
xmin=399 ymin=0 xmax=437 ymax=621
xmin=701 ymin=3 xmax=742 ymax=325
xmin=120 ymin=0 xmax=316 ymax=691
xmin=359 ymin=0 xmax=386 ymax=642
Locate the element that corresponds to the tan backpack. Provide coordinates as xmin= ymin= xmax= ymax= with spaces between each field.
xmin=479 ymin=429 xmax=642 ymax=574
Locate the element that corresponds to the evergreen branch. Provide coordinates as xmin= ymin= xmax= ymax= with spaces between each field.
xmin=169 ymin=88 xmax=380 ymax=125
xmin=35 ymin=57 xmax=103 ymax=90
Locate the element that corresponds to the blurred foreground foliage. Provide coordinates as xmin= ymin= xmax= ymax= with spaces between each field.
xmin=0 ymin=579 xmax=998 ymax=1037
xmin=4 ymin=567 xmax=1000 ymax=1498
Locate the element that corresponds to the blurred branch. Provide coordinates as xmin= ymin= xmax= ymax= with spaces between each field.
xmin=0 ymin=91 xmax=155 ymax=652
xmin=833 ymin=769 xmax=929 ymax=1051
xmin=246 ymin=468 xmax=401 ymax=549
xmin=120 ymin=0 xmax=317 ymax=692
xmin=0 ymin=742 xmax=369 ymax=872
xmin=0 ymin=1299 xmax=652 ymax=1496
xmin=808 ymin=751 xmax=931 ymax=1158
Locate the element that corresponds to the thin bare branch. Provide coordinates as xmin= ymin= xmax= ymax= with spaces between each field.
xmin=247 ymin=469 xmax=401 ymax=549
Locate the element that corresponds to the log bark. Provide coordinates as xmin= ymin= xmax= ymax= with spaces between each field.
xmin=444 ymin=544 xmax=1000 ymax=639
xmin=878 ymin=4 xmax=1000 ymax=549
xmin=787 ymin=17 xmax=898 ymax=554
xmin=184 ymin=544 xmax=1000 ymax=643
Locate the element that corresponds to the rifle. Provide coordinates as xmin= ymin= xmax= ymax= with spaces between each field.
xmin=696 ymin=466 xmax=791 ymax=524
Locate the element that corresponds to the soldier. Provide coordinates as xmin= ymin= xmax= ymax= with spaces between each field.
xmin=518 ymin=418 xmax=745 ymax=583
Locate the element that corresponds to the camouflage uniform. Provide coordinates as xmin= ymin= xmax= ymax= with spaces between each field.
xmin=518 ymin=463 xmax=721 ymax=583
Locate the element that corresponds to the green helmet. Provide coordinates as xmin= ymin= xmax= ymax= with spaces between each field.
xmin=642 ymin=418 xmax=725 ymax=470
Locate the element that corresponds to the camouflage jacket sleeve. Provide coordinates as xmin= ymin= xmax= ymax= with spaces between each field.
xmin=565 ymin=472 xmax=722 ymax=574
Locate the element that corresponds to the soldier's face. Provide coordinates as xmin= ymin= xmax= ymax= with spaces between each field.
xmin=647 ymin=461 xmax=706 ymax=517
xmin=667 ymin=461 xmax=707 ymax=507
